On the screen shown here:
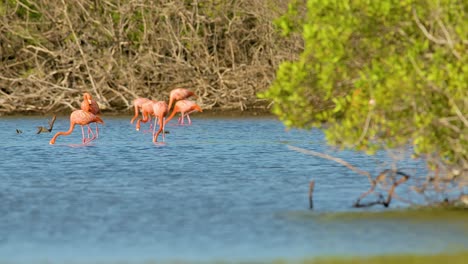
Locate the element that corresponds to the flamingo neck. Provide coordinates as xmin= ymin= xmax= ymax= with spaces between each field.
xmin=167 ymin=98 xmax=174 ymax=112
xmin=164 ymin=106 xmax=179 ymax=124
xmin=49 ymin=122 xmax=76 ymax=144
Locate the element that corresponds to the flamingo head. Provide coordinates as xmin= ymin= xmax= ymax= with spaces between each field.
xmin=95 ymin=116 xmax=105 ymax=125
xmin=83 ymin=93 xmax=92 ymax=104
xmin=189 ymin=90 xmax=197 ymax=99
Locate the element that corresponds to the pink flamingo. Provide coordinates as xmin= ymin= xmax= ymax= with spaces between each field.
xmin=49 ymin=110 xmax=104 ymax=145
xmin=81 ymin=92 xmax=101 ymax=139
xmin=130 ymin=97 xmax=151 ymax=124
xmin=167 ymin=88 xmax=197 ymax=112
xmin=165 ymin=100 xmax=202 ymax=126
xmin=152 ymin=101 xmax=168 ymax=142
xmin=135 ymin=100 xmax=156 ymax=131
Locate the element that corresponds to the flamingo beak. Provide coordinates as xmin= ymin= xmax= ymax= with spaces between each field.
xmin=88 ymin=99 xmax=92 ymax=104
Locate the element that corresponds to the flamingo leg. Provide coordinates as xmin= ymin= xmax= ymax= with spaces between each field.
xmin=95 ymin=123 xmax=99 ymax=139
xmin=130 ymin=105 xmax=140 ymax=124
xmin=87 ymin=125 xmax=92 ymax=138
xmin=153 ymin=117 xmax=158 ymax=142
xmin=187 ymin=114 xmax=192 ymax=125
xmin=180 ymin=112 xmax=185 ymax=125
xmin=89 ymin=126 xmax=96 ymax=141
xmin=153 ymin=117 xmax=165 ymax=143
xmin=81 ymin=125 xmax=87 ymax=143
xmin=137 ymin=113 xmax=150 ymax=131
xmin=162 ymin=117 xmax=166 ymax=141
xmin=152 ymin=116 xmax=158 ymax=139
xmin=83 ymin=124 xmax=96 ymax=143
xmin=142 ymin=116 xmax=154 ymax=133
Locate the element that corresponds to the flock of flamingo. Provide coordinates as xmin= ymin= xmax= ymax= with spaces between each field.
xmin=49 ymin=88 xmax=202 ymax=145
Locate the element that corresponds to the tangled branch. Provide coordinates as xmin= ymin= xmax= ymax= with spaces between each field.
xmin=0 ymin=0 xmax=300 ymax=115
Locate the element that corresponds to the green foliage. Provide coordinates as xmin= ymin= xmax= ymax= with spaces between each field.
xmin=259 ymin=0 xmax=467 ymax=166
xmin=0 ymin=2 xmax=5 ymax=16
xmin=8 ymin=0 xmax=42 ymax=21
xmin=126 ymin=10 xmax=145 ymax=44
xmin=274 ymin=0 xmax=303 ymax=36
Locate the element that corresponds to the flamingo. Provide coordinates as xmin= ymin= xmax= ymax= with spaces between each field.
xmin=151 ymin=101 xmax=168 ymax=143
xmin=164 ymin=100 xmax=202 ymax=126
xmin=81 ymin=92 xmax=101 ymax=139
xmin=167 ymin=88 xmax=197 ymax=112
xmin=130 ymin=97 xmax=151 ymax=124
xmin=135 ymin=100 xmax=156 ymax=131
xmin=49 ymin=110 xmax=104 ymax=145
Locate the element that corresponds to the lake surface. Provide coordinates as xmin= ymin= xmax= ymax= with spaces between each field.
xmin=0 ymin=115 xmax=466 ymax=263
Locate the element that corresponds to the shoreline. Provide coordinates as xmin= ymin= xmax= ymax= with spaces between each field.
xmin=0 ymin=108 xmax=276 ymax=118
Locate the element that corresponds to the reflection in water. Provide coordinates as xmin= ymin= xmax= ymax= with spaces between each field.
xmin=0 ymin=116 xmax=466 ymax=263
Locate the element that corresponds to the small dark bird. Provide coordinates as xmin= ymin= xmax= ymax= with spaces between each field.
xmin=37 ymin=115 xmax=56 ymax=134
xmin=16 ymin=129 xmax=23 ymax=134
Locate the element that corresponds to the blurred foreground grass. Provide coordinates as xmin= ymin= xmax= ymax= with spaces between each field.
xmin=314 ymin=207 xmax=468 ymax=222
xmin=275 ymin=207 xmax=467 ymax=264
xmin=293 ymin=251 xmax=468 ymax=264
xmin=2 ymin=208 xmax=465 ymax=264
xmin=284 ymin=206 xmax=468 ymax=228
xmin=1 ymin=253 xmax=467 ymax=264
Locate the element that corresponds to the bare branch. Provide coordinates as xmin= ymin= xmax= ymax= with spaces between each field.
xmin=412 ymin=7 xmax=447 ymax=45
xmin=287 ymin=145 xmax=373 ymax=181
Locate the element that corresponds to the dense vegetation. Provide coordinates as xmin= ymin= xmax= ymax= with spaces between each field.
xmin=0 ymin=0 xmax=300 ymax=114
xmin=260 ymin=0 xmax=467 ymax=202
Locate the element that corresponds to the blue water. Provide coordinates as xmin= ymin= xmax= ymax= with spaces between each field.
xmin=0 ymin=115 xmax=466 ymax=263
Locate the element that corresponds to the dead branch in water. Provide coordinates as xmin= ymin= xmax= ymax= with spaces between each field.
xmin=287 ymin=145 xmax=373 ymax=183
xmin=354 ymin=169 xmax=410 ymax=208
xmin=36 ymin=115 xmax=56 ymax=134
xmin=308 ymin=180 xmax=315 ymax=209
xmin=288 ymin=145 xmax=412 ymax=208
